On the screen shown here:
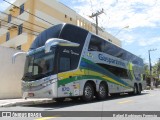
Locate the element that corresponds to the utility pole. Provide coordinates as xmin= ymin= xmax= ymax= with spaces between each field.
xmin=90 ymin=9 xmax=104 ymax=35
xmin=148 ymin=49 xmax=157 ymax=89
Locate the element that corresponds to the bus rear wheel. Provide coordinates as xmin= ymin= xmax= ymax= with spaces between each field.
xmin=129 ymin=84 xmax=138 ymax=95
xmin=133 ymin=84 xmax=138 ymax=95
xmin=97 ymin=83 xmax=108 ymax=100
xmin=138 ymin=84 xmax=142 ymax=95
xmin=82 ymin=83 xmax=94 ymax=102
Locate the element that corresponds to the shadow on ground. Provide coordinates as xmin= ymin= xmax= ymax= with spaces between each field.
xmin=23 ymin=92 xmax=149 ymax=111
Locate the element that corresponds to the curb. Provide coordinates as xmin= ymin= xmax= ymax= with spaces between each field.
xmin=0 ymin=99 xmax=54 ymax=107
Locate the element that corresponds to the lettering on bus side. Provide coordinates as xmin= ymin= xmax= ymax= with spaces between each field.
xmin=63 ymin=49 xmax=79 ymax=56
xmin=98 ymin=54 xmax=125 ymax=67
xmin=62 ymin=87 xmax=70 ymax=91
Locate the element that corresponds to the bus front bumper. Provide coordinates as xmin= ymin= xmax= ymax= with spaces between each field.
xmin=22 ymin=75 xmax=58 ymax=99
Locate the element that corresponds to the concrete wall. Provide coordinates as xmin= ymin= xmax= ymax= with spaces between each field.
xmin=0 ymin=46 xmax=26 ymax=99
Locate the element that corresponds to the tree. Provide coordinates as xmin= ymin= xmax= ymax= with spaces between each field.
xmin=144 ymin=63 xmax=149 ymax=77
xmin=152 ymin=60 xmax=160 ymax=79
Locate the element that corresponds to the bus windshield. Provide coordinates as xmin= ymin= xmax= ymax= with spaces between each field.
xmin=23 ymin=49 xmax=55 ymax=81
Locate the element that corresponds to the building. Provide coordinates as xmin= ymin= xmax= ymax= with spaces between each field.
xmin=0 ymin=0 xmax=121 ymax=51
xmin=0 ymin=46 xmax=25 ymax=99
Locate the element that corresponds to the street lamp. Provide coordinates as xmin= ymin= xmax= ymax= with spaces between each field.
xmin=114 ymin=25 xmax=129 ymax=37
xmin=148 ymin=49 xmax=157 ymax=89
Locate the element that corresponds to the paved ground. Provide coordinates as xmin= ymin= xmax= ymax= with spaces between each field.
xmin=0 ymin=89 xmax=160 ymax=120
xmin=0 ymin=98 xmax=53 ymax=107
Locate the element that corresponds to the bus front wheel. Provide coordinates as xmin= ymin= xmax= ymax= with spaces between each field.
xmin=82 ymin=83 xmax=94 ymax=102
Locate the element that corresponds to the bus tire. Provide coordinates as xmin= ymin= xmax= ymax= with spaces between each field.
xmin=82 ymin=83 xmax=94 ymax=102
xmin=132 ymin=84 xmax=138 ymax=95
xmin=138 ymin=84 xmax=142 ymax=95
xmin=129 ymin=84 xmax=138 ymax=95
xmin=97 ymin=83 xmax=108 ymax=100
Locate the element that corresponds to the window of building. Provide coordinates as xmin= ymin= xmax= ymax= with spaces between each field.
xmin=8 ymin=14 xmax=12 ymax=23
xmin=70 ymin=17 xmax=72 ymax=21
xmin=18 ymin=24 xmax=23 ymax=35
xmin=65 ymin=14 xmax=67 ymax=18
xmin=77 ymin=19 xmax=80 ymax=26
xmin=6 ymin=32 xmax=10 ymax=41
xmin=17 ymin=45 xmax=21 ymax=50
xmin=59 ymin=57 xmax=70 ymax=72
xmin=20 ymin=4 xmax=24 ymax=15
xmin=81 ymin=21 xmax=83 ymax=26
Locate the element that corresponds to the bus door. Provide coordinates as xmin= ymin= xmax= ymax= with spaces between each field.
xmin=57 ymin=49 xmax=80 ymax=97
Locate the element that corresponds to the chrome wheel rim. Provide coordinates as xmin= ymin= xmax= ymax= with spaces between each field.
xmin=84 ymin=86 xmax=92 ymax=98
xmin=99 ymin=85 xmax=106 ymax=97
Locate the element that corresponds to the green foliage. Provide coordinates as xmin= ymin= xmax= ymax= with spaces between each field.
xmin=152 ymin=60 xmax=160 ymax=80
xmin=144 ymin=60 xmax=160 ymax=80
xmin=144 ymin=63 xmax=149 ymax=77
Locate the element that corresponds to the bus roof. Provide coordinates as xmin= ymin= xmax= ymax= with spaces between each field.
xmin=30 ymin=23 xmax=143 ymax=66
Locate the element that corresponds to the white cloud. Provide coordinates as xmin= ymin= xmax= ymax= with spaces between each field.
xmin=72 ymin=0 xmax=160 ymax=29
xmin=0 ymin=0 xmax=16 ymax=11
xmin=139 ymin=37 xmax=160 ymax=46
xmin=68 ymin=0 xmax=160 ymax=50
xmin=119 ymin=33 xmax=135 ymax=44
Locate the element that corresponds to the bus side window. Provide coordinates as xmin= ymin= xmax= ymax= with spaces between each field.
xmin=88 ymin=35 xmax=104 ymax=52
xmin=59 ymin=57 xmax=71 ymax=72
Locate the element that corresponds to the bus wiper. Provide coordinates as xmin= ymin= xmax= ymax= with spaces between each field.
xmin=22 ymin=72 xmax=33 ymax=80
xmin=37 ymin=71 xmax=53 ymax=78
xmin=36 ymin=73 xmax=48 ymax=78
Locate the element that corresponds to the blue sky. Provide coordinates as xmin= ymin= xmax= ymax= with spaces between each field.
xmin=58 ymin=0 xmax=160 ymax=65
xmin=0 ymin=0 xmax=15 ymax=11
xmin=0 ymin=0 xmax=160 ymax=65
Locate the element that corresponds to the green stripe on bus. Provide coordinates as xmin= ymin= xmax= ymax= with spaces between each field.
xmin=58 ymin=75 xmax=131 ymax=89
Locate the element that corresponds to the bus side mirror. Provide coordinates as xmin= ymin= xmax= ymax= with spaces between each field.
xmin=45 ymin=38 xmax=80 ymax=53
xmin=12 ymin=52 xmax=26 ymax=64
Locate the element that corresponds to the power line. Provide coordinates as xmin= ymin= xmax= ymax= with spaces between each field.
xmin=0 ymin=24 xmax=38 ymax=36
xmin=3 ymin=0 xmax=54 ymax=26
xmin=0 ymin=11 xmax=47 ymax=29
xmin=0 ymin=18 xmax=40 ymax=35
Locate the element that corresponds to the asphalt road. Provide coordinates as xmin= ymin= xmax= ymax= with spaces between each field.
xmin=0 ymin=89 xmax=160 ymax=120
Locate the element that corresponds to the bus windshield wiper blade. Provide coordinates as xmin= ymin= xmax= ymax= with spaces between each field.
xmin=22 ymin=72 xmax=33 ymax=80
xmin=36 ymin=73 xmax=48 ymax=78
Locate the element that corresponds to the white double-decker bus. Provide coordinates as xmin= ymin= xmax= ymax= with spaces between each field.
xmin=13 ymin=24 xmax=146 ymax=102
